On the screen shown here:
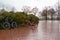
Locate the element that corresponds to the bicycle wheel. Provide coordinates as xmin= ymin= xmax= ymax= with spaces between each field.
xmin=2 ymin=22 xmax=10 ymax=29
xmin=11 ymin=22 xmax=17 ymax=28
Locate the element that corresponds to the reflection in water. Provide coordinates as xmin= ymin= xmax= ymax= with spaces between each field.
xmin=0 ymin=20 xmax=60 ymax=40
xmin=38 ymin=20 xmax=60 ymax=40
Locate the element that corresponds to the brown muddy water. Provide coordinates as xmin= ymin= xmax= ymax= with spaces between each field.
xmin=0 ymin=20 xmax=60 ymax=40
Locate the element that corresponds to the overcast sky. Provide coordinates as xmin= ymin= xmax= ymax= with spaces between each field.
xmin=0 ymin=0 xmax=58 ymax=11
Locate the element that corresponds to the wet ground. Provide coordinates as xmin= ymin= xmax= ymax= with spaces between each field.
xmin=0 ymin=20 xmax=60 ymax=40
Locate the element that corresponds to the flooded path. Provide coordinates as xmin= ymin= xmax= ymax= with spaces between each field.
xmin=0 ymin=20 xmax=60 ymax=40
xmin=38 ymin=20 xmax=60 ymax=40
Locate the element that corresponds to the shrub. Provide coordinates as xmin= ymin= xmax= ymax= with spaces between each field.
xmin=27 ymin=14 xmax=39 ymax=24
xmin=0 ymin=12 xmax=39 ymax=30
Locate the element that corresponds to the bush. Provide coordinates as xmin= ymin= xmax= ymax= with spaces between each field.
xmin=0 ymin=12 xmax=39 ymax=30
xmin=27 ymin=14 xmax=39 ymax=24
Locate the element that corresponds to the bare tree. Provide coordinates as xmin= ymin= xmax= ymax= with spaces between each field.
xmin=48 ymin=8 xmax=55 ymax=20
xmin=58 ymin=1 xmax=60 ymax=20
xmin=22 ymin=6 xmax=30 ymax=14
xmin=32 ymin=7 xmax=38 ymax=15
xmin=10 ymin=7 xmax=16 ymax=12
